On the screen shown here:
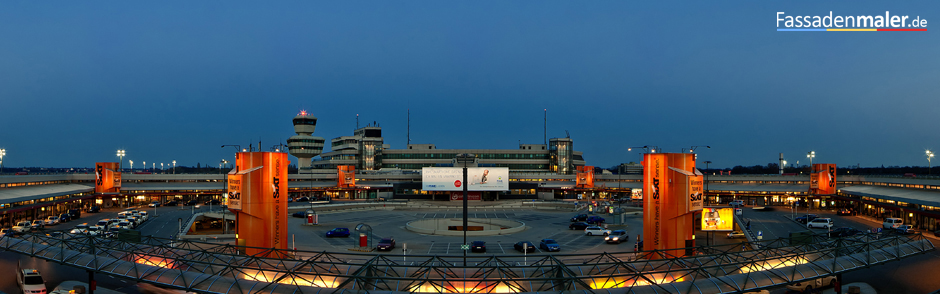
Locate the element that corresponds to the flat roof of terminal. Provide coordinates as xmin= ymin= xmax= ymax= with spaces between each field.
xmin=840 ymin=185 xmax=940 ymax=207
xmin=0 ymin=184 xmax=94 ymax=204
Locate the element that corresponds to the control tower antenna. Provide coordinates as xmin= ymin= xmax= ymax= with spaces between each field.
xmin=408 ymin=109 xmax=411 ymax=145
xmin=357 ymin=114 xmax=359 ymax=129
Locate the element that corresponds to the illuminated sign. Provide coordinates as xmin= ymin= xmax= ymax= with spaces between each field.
xmin=422 ymin=167 xmax=509 ymax=191
xmin=337 ymin=165 xmax=355 ymax=188
xmin=811 ymin=164 xmax=837 ymax=195
xmin=576 ymin=166 xmax=595 ymax=188
xmin=227 ymin=174 xmax=243 ymax=210
xmin=701 ymin=207 xmax=734 ymax=231
xmin=631 ymin=188 xmax=643 ymax=199
xmin=95 ymin=162 xmax=121 ymax=193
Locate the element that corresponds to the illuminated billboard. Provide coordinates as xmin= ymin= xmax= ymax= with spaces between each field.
xmin=422 ymin=167 xmax=508 ymax=191
xmin=226 ymin=174 xmax=242 ymax=210
xmin=95 ymin=162 xmax=121 ymax=193
xmin=812 ymin=164 xmax=837 ymax=195
xmin=701 ymin=207 xmax=734 ymax=231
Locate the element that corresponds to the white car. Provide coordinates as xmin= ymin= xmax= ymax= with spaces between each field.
xmin=69 ymin=223 xmax=91 ymax=235
xmin=786 ymin=276 xmax=837 ymax=292
xmin=883 ymin=217 xmax=903 ymax=229
xmin=807 ymin=218 xmax=833 ymax=229
xmin=43 ymin=216 xmax=59 ymax=226
xmin=12 ymin=221 xmax=32 ymax=233
xmin=117 ymin=221 xmax=132 ymax=230
xmin=584 ymin=226 xmax=611 ymax=236
xmin=138 ymin=211 xmax=149 ymax=222
xmin=17 ymin=268 xmax=46 ymax=294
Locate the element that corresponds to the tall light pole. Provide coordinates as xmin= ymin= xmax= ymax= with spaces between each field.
xmin=116 ymin=149 xmax=126 ymax=171
xmin=129 ymin=160 xmax=134 ymax=172
xmin=143 ymin=161 xmax=146 ymax=172
xmin=0 ymin=149 xmax=5 ymax=174
xmin=172 ymin=160 xmax=176 ymax=174
xmin=927 ymin=150 xmax=935 ymax=175
xmin=152 ymin=162 xmax=155 ymax=172
xmin=456 ymin=153 xmax=475 ymax=266
xmin=704 ymin=161 xmax=712 ymax=204
xmin=806 ymin=151 xmax=815 ymax=213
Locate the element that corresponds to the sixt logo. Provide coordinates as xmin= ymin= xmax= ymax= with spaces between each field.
xmin=96 ymin=165 xmax=103 ymax=186
xmin=828 ymin=166 xmax=836 ymax=188
xmin=272 ymin=159 xmax=281 ymax=199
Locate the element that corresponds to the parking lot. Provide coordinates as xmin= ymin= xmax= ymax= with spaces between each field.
xmin=288 ymin=207 xmax=644 ymax=256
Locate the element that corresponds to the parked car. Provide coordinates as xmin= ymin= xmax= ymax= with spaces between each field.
xmin=539 ymin=239 xmax=560 ymax=252
xmin=30 ymin=220 xmax=44 ymax=230
xmin=836 ymin=209 xmax=853 ymax=216
xmin=586 ymin=216 xmax=606 ymax=224
xmin=185 ymin=200 xmax=199 ymax=206
xmin=12 ymin=221 xmax=32 ymax=233
xmin=605 ymin=230 xmax=628 ymax=243
xmin=69 ymin=223 xmax=90 ymax=235
xmin=569 ymin=222 xmax=590 ymax=230
xmin=570 ymin=214 xmax=588 ymax=222
xmin=794 ymin=214 xmax=818 ymax=224
xmin=0 ymin=228 xmax=15 ymax=237
xmin=895 ymin=225 xmax=915 ymax=235
xmin=148 ymin=201 xmax=161 ymax=207
xmin=165 ymin=201 xmax=179 ymax=206
xmin=17 ymin=268 xmax=46 ymax=294
xmin=726 ymin=231 xmax=746 ymax=239
xmin=729 ymin=200 xmax=745 ymax=206
xmin=296 ymin=197 xmax=310 ymax=202
xmin=138 ymin=211 xmax=149 ymax=222
xmin=377 ymin=238 xmax=396 ymax=251
xmin=44 ymin=216 xmax=59 ymax=226
xmin=205 ymin=199 xmax=222 ymax=205
xmin=584 ymin=226 xmax=611 ymax=236
xmin=883 ymin=218 xmax=903 ymax=229
xmin=326 ymin=228 xmax=350 ymax=237
xmin=87 ymin=206 xmax=101 ymax=213
xmin=807 ymin=218 xmax=833 ymax=229
xmin=513 ymin=241 xmax=536 ymax=253
xmin=68 ymin=209 xmax=81 ymax=219
xmin=292 ymin=211 xmax=307 ymax=218
xmin=828 ymin=227 xmax=862 ymax=238
xmin=470 ymin=241 xmax=486 ymax=253
xmin=785 ymin=275 xmax=837 ymax=292
xmin=58 ymin=213 xmax=71 ymax=223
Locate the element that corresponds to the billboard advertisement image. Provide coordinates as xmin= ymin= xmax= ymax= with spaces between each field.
xmin=701 ymin=207 xmax=734 ymax=231
xmin=422 ymin=167 xmax=508 ymax=191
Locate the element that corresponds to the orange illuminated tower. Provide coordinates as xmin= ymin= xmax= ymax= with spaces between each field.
xmin=229 ymin=152 xmax=290 ymax=257
xmin=642 ymin=153 xmax=703 ymax=259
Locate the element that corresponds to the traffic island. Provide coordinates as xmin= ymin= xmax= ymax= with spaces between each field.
xmin=405 ymin=218 xmax=525 ymax=236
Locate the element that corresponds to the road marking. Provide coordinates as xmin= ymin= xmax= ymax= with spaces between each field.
xmin=445 ymin=243 xmax=450 ymax=254
xmin=426 ymin=242 xmax=435 ymax=254
xmin=497 ymin=243 xmax=506 ymax=254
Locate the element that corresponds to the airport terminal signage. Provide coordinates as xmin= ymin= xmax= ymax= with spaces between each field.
xmin=701 ymin=207 xmax=734 ymax=231
xmin=422 ymin=167 xmax=509 ymax=191
xmin=227 ymin=174 xmax=242 ymax=210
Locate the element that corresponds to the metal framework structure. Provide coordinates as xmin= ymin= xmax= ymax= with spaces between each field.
xmin=0 ymin=231 xmax=932 ymax=294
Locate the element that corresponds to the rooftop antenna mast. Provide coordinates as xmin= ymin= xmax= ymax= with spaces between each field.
xmin=544 ymin=109 xmax=547 ymax=146
xmin=357 ymin=114 xmax=359 ymax=129
xmin=407 ymin=109 xmax=411 ymax=145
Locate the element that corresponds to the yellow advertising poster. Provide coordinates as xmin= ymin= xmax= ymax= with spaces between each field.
xmin=226 ymin=173 xmax=242 ymax=210
xmin=701 ymin=207 xmax=734 ymax=231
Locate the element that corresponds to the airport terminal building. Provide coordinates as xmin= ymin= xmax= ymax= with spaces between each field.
xmin=3 ymin=113 xmax=940 ymax=235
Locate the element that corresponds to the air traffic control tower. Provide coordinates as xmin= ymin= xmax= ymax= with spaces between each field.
xmin=287 ymin=111 xmax=325 ymax=173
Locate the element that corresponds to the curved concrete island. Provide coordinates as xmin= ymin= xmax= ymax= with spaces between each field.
xmin=406 ymin=218 xmax=526 ymax=236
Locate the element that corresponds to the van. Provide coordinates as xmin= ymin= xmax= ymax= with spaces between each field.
xmin=883 ymin=218 xmax=903 ymax=229
xmin=729 ymin=200 xmax=745 ymax=206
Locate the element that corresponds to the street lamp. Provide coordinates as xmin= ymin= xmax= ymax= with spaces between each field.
xmin=143 ymin=161 xmax=146 ymax=172
xmin=172 ymin=160 xmax=176 ymax=174
xmin=926 ymin=150 xmax=935 ymax=175
xmin=129 ymin=160 xmax=134 ymax=172
xmin=0 ymin=149 xmax=5 ymax=174
xmin=704 ymin=161 xmax=712 ymax=204
xmin=689 ymin=146 xmax=711 ymax=153
xmin=116 ymin=149 xmax=126 ymax=171
xmin=806 ymin=151 xmax=815 ymax=214
xmin=161 ymin=163 xmax=164 ymax=174
xmin=456 ymin=153 xmax=475 ymax=266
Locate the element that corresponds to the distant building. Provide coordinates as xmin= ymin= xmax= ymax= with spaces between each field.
xmin=310 ymin=119 xmax=585 ymax=174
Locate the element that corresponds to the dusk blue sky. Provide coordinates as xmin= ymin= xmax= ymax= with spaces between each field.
xmin=1 ymin=1 xmax=938 ymax=169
